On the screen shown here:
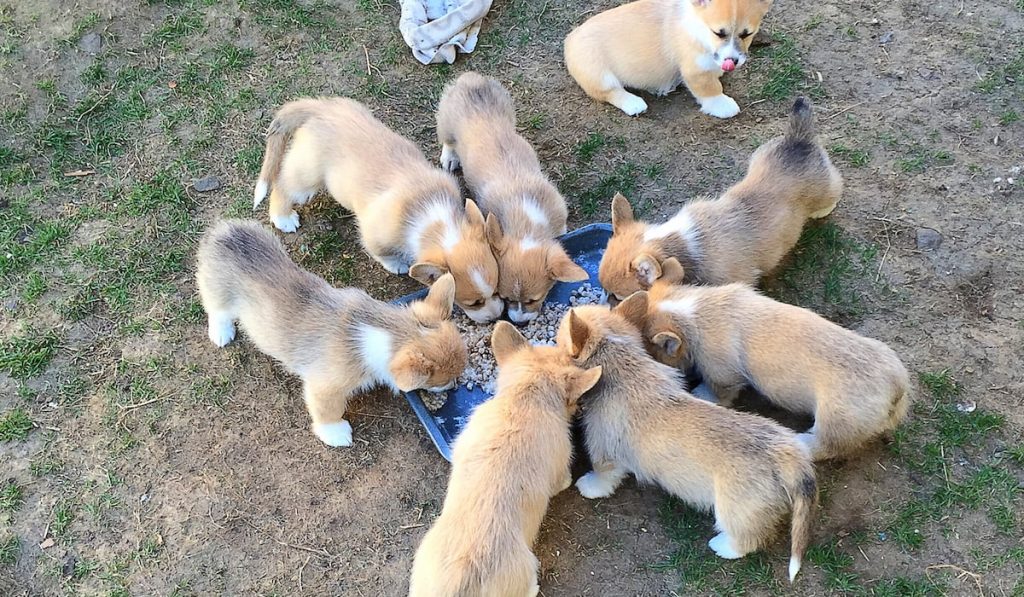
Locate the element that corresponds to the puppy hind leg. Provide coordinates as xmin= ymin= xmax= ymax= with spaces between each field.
xmin=268 ymin=188 xmax=301 ymax=233
xmin=576 ymin=460 xmax=627 ymax=499
xmin=711 ymin=491 xmax=774 ymax=559
xmin=303 ymin=379 xmax=355 ymax=447
xmin=206 ymin=311 xmax=237 ymax=347
xmin=606 ymin=87 xmax=649 ymax=117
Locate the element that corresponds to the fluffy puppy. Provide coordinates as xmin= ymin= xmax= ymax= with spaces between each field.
xmin=636 ymin=258 xmax=911 ymax=460
xmin=253 ymin=97 xmax=502 ymax=323
xmin=599 ymin=98 xmax=842 ymax=302
xmin=409 ymin=322 xmax=602 ymax=597
xmin=557 ymin=299 xmax=816 ymax=581
xmin=436 ymin=72 xmax=587 ymax=323
xmin=564 ymin=0 xmax=774 ymax=117
xmin=197 ymin=220 xmax=467 ymax=447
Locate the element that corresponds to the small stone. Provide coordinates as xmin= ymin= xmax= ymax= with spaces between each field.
xmin=62 ymin=555 xmax=78 ymax=578
xmin=916 ymin=228 xmax=943 ymax=250
xmin=193 ymin=175 xmax=222 ymax=193
xmin=4 ymin=298 xmax=17 ymax=311
xmin=994 ymin=177 xmax=1003 ymax=183
xmin=1008 ymin=177 xmax=1015 ymax=185
xmin=879 ymin=31 xmax=895 ymax=44
xmin=79 ymin=32 xmax=102 ymax=54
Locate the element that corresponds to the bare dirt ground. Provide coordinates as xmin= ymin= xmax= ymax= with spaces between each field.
xmin=1 ymin=0 xmax=1022 ymax=595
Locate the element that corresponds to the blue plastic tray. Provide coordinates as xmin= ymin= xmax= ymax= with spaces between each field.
xmin=394 ymin=223 xmax=612 ymax=461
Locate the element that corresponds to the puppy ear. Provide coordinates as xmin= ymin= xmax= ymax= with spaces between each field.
xmin=492 ymin=321 xmax=528 ymax=366
xmin=659 ymin=258 xmax=686 ymax=285
xmin=652 ymin=331 xmax=683 ymax=358
xmin=464 ymin=198 xmax=486 ymax=230
xmin=390 ymin=349 xmax=429 ymax=392
xmin=614 ymin=291 xmax=648 ymax=330
xmin=567 ymin=309 xmax=591 ymax=360
xmin=485 ymin=213 xmax=504 ymax=254
xmin=546 ymin=244 xmax=588 ymax=283
xmin=631 ymin=253 xmax=662 ymax=288
xmin=421 ymin=272 xmax=456 ymax=320
xmin=566 ymin=365 xmax=602 ymax=406
xmin=410 ymin=261 xmax=449 ymax=286
xmin=611 ymin=193 xmax=634 ymax=232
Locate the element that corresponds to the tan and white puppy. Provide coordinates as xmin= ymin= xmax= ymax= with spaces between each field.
xmin=564 ymin=0 xmax=774 ymax=117
xmin=599 ymin=98 xmax=842 ymax=302
xmin=253 ymin=97 xmax=503 ymax=323
xmin=197 ymin=220 xmax=467 ymax=447
xmin=637 ymin=259 xmax=911 ymax=460
xmin=557 ymin=299 xmax=816 ymax=582
xmin=409 ymin=322 xmax=602 ymax=597
xmin=436 ymin=72 xmax=588 ymax=323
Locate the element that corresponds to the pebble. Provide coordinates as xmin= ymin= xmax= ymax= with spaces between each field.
xmin=193 ymin=175 xmax=222 ymax=192
xmin=915 ymin=228 xmax=943 ymax=251
xmin=79 ymin=32 xmax=102 ymax=54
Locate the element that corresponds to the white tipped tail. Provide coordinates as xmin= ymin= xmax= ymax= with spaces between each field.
xmin=789 ymin=555 xmax=801 ymax=582
xmin=253 ymin=180 xmax=268 ymax=209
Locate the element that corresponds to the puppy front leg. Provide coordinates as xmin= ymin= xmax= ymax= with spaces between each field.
xmin=268 ymin=188 xmax=301 ymax=233
xmin=439 ymin=143 xmax=461 ymax=172
xmin=556 ymin=467 xmax=573 ymax=493
xmin=681 ymin=66 xmax=739 ymax=119
xmin=575 ymin=460 xmax=627 ymax=499
xmin=303 ymin=378 xmax=356 ymax=447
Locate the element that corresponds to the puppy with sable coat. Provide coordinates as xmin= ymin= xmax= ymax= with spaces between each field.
xmin=197 ymin=220 xmax=467 ymax=448
xmin=253 ymin=97 xmax=503 ymax=323
xmin=636 ymin=258 xmax=911 ymax=460
xmin=436 ymin=72 xmax=588 ymax=323
xmin=408 ymin=322 xmax=602 ymax=597
xmin=557 ymin=298 xmax=816 ymax=581
xmin=564 ymin=0 xmax=774 ymax=117
xmin=599 ymin=98 xmax=842 ymax=302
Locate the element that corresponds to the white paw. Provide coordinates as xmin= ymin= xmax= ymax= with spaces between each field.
xmin=576 ymin=470 xmax=616 ymax=499
xmin=617 ymin=94 xmax=648 ymax=117
xmin=379 ymin=256 xmax=410 ymax=275
xmin=690 ymin=382 xmax=719 ymax=403
xmin=207 ymin=315 xmax=236 ymax=347
xmin=272 ymin=211 xmax=301 ymax=233
xmin=708 ymin=532 xmax=743 ymax=559
xmin=314 ymin=420 xmax=353 ymax=447
xmin=700 ymin=94 xmax=740 ymax=119
xmin=439 ymin=144 xmax=460 ymax=172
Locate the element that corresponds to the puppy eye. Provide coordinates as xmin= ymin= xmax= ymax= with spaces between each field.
xmin=739 ymin=30 xmax=752 ymax=39
xmin=714 ymin=29 xmax=727 ymax=38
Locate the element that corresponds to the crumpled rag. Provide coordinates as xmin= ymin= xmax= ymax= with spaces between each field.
xmin=399 ymin=0 xmax=493 ymax=65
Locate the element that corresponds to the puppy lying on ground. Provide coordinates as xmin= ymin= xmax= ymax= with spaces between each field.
xmin=637 ymin=258 xmax=911 ymax=460
xmin=436 ymin=72 xmax=587 ymax=323
xmin=197 ymin=220 xmax=467 ymax=447
xmin=599 ymin=98 xmax=842 ymax=301
xmin=409 ymin=322 xmax=601 ymax=597
xmin=254 ymin=96 xmax=503 ymax=323
xmin=557 ymin=298 xmax=816 ymax=581
xmin=564 ymin=0 xmax=774 ymax=117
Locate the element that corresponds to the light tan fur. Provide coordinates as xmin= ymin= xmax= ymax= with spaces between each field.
xmin=253 ymin=97 xmax=502 ymax=323
xmin=599 ymin=98 xmax=843 ymax=301
xmin=564 ymin=0 xmax=773 ymax=117
xmin=556 ymin=301 xmax=815 ymax=581
xmin=636 ymin=260 xmax=911 ymax=460
xmin=436 ymin=72 xmax=587 ymax=323
xmin=196 ymin=220 xmax=467 ymax=447
xmin=409 ymin=322 xmax=602 ymax=597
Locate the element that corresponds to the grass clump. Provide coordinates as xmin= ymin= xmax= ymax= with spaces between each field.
xmin=830 ymin=144 xmax=871 ymax=168
xmin=0 ymin=534 xmax=18 ymax=565
xmin=0 ymin=330 xmax=59 ymax=379
xmin=0 ymin=408 xmax=33 ymax=441
xmin=0 ymin=480 xmax=24 ymax=514
xmin=749 ymin=33 xmax=824 ymax=101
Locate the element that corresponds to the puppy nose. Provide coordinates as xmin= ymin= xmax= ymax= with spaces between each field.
xmin=721 ymin=58 xmax=736 ymax=72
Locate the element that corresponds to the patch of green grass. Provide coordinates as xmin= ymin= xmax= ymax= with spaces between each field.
xmin=0 ymin=480 xmax=24 ymax=514
xmin=234 ymin=144 xmax=263 ymax=177
xmin=51 ymin=500 xmax=74 ymax=539
xmin=299 ymin=230 xmax=356 ymax=285
xmin=148 ymin=8 xmax=205 ymax=47
xmin=830 ymin=144 xmax=871 ymax=167
xmin=0 ymin=534 xmax=18 ymax=565
xmin=918 ymin=369 xmax=959 ymax=400
xmin=22 ymin=271 xmax=48 ymax=302
xmin=0 ymin=146 xmax=34 ymax=187
xmin=81 ymin=62 xmax=107 ymax=87
xmin=122 ymin=170 xmax=193 ymax=231
xmin=749 ymin=33 xmax=823 ymax=101
xmin=65 ymin=12 xmax=100 ymax=45
xmin=211 ymin=43 xmax=255 ymax=72
xmin=0 ymin=329 xmax=59 ymax=379
xmin=1000 ymin=109 xmax=1020 ymax=125
xmin=0 ymin=408 xmax=33 ymax=441
xmin=896 ymin=145 xmax=952 ymax=173
xmin=576 ymin=132 xmax=609 ymax=162
xmin=579 ymin=162 xmax=640 ymax=217
xmin=807 ymin=541 xmax=859 ymax=591
xmin=976 ymin=48 xmax=1024 ymax=93
xmin=804 ymin=14 xmax=823 ymax=30
xmin=1008 ymin=444 xmax=1024 ymax=465
xmin=30 ymin=455 xmax=64 ymax=476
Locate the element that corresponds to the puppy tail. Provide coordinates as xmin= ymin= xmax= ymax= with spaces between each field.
xmin=785 ymin=97 xmax=816 ymax=144
xmin=788 ymin=471 xmax=817 ymax=582
xmin=254 ymin=100 xmax=320 ymax=209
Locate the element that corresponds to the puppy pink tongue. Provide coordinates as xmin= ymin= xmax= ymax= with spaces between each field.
xmin=721 ymin=58 xmax=736 ymax=72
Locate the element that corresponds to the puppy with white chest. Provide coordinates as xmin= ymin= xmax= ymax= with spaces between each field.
xmin=253 ymin=97 xmax=503 ymax=323
xmin=564 ymin=0 xmax=773 ymax=117
xmin=436 ymin=72 xmax=588 ymax=323
xmin=599 ymin=98 xmax=842 ymax=302
xmin=557 ymin=298 xmax=816 ymax=582
xmin=637 ymin=258 xmax=911 ymax=461
xmin=197 ymin=220 xmax=468 ymax=448
xmin=408 ymin=322 xmax=602 ymax=597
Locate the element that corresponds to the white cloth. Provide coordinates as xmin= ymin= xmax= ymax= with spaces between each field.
xmin=399 ymin=0 xmax=492 ymax=65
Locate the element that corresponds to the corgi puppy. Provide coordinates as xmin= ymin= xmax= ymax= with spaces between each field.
xmin=253 ymin=97 xmax=503 ymax=323
xmin=556 ymin=299 xmax=816 ymax=582
xmin=408 ymin=322 xmax=602 ymax=597
xmin=197 ymin=220 xmax=467 ymax=447
xmin=599 ymin=98 xmax=842 ymax=302
xmin=436 ymin=72 xmax=588 ymax=323
xmin=635 ymin=258 xmax=911 ymax=460
xmin=564 ymin=0 xmax=773 ymax=117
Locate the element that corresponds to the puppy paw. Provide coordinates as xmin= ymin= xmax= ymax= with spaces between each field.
xmin=700 ymin=94 xmax=740 ymax=119
xmin=708 ymin=532 xmax=743 ymax=559
xmin=576 ymin=470 xmax=616 ymax=499
xmin=207 ymin=316 xmax=236 ymax=347
xmin=614 ymin=94 xmax=649 ymax=117
xmin=272 ymin=211 xmax=301 ymax=233
xmin=439 ymin=144 xmax=461 ymax=172
xmin=379 ymin=256 xmax=410 ymax=275
xmin=314 ymin=420 xmax=353 ymax=447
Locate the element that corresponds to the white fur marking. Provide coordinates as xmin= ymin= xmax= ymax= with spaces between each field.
xmin=439 ymin=144 xmax=460 ymax=172
xmin=462 ymin=296 xmax=503 ymax=323
xmin=680 ymin=3 xmax=717 ymax=54
xmin=272 ymin=211 xmax=301 ymax=233
xmin=521 ymin=198 xmax=549 ymax=227
xmin=708 ymin=532 xmax=742 ymax=559
xmin=313 ymin=420 xmax=353 ymax=447
xmin=646 ymin=209 xmax=695 ymax=241
xmin=207 ymin=313 xmax=236 ymax=347
xmin=695 ymin=52 xmax=720 ymax=72
xmin=357 ymin=326 xmax=397 ymax=390
xmin=700 ymin=94 xmax=741 ymax=119
xmin=576 ymin=470 xmax=618 ymax=499
xmin=613 ymin=93 xmax=648 ymax=117
xmin=508 ymin=304 xmax=538 ymax=324
xmin=470 ymin=268 xmax=493 ymax=296
xmin=253 ymin=181 xmax=268 ymax=208
xmin=660 ymin=295 xmax=698 ymax=320
xmin=520 ymin=237 xmax=541 ymax=251
xmin=789 ymin=555 xmax=802 ymax=582
xmin=409 ymin=200 xmax=461 ymax=255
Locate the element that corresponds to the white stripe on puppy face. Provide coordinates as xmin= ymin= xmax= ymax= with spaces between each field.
xmin=471 ymin=267 xmax=494 ymax=296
